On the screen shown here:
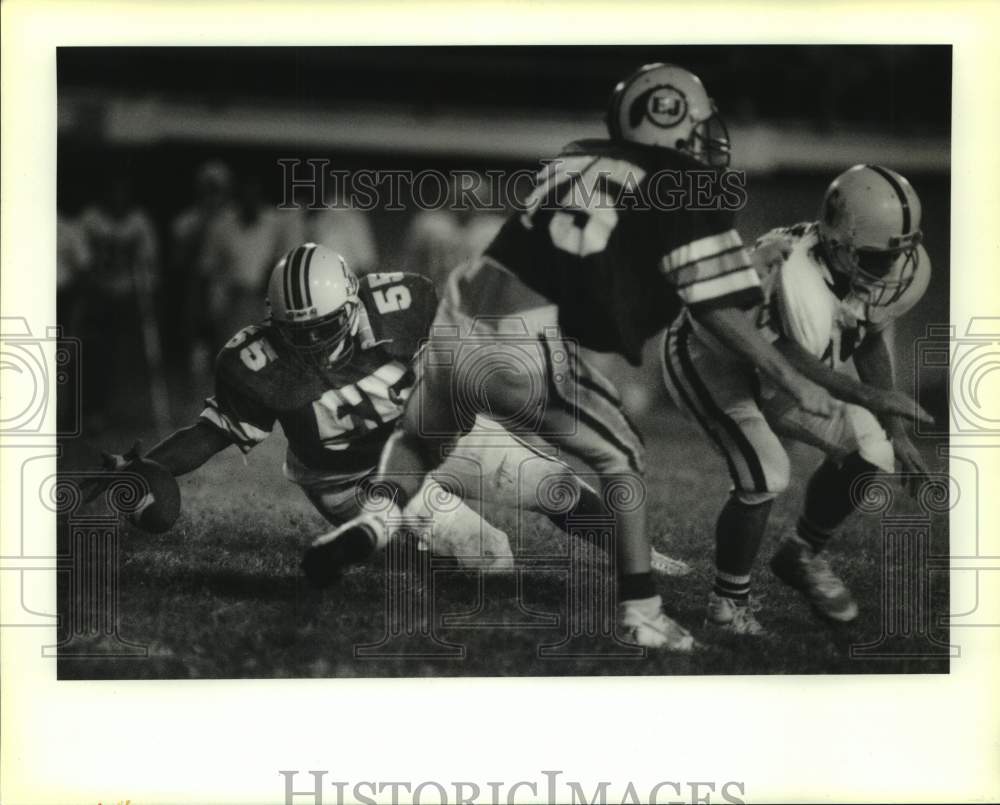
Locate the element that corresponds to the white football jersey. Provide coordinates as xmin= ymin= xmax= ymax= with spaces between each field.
xmin=752 ymin=222 xmax=930 ymax=369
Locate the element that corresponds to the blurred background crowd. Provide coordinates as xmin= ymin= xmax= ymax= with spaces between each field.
xmin=56 ymin=46 xmax=950 ymax=433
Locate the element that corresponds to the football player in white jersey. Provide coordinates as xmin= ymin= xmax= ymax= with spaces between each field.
xmin=663 ymin=165 xmax=934 ymax=634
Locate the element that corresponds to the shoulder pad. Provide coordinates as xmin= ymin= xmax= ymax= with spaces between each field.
xmin=215 ymin=324 xmax=291 ymax=394
xmin=752 ymin=229 xmax=795 ymax=278
xmin=358 ymin=272 xmax=438 ymax=360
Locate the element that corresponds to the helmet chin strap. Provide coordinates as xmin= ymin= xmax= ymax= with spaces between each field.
xmin=318 ymin=302 xmax=362 ymax=368
xmin=324 ymin=335 xmax=354 ymax=367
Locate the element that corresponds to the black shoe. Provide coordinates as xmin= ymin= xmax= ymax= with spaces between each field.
xmin=301 ymin=520 xmax=377 ymax=588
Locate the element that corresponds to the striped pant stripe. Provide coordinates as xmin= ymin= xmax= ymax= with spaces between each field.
xmin=663 ymin=320 xmax=768 ymax=494
xmin=540 ymin=336 xmax=643 ymax=474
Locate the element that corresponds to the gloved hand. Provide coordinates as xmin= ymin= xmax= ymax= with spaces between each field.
xmin=81 ymin=440 xmax=144 ymax=503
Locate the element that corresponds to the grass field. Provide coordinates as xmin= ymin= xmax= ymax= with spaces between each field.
xmin=57 ymin=399 xmax=950 ymax=680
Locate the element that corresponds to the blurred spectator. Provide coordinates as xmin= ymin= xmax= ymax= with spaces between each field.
xmin=169 ymin=161 xmax=233 ymax=375
xmin=298 ymin=181 xmax=378 ymax=275
xmin=78 ymin=175 xmax=161 ymax=425
xmin=401 ymin=173 xmax=505 ymax=291
xmin=200 ymin=175 xmax=303 ymax=349
xmin=463 ymin=208 xmax=506 ymax=261
xmin=401 ymin=206 xmax=465 ymax=290
xmin=56 ymin=210 xmax=91 ymax=332
xmin=56 ymin=210 xmax=92 ymax=432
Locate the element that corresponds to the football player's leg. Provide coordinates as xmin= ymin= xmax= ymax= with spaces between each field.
xmin=303 ymin=479 xmax=366 ymax=526
xmin=283 ymin=453 xmax=371 ymax=527
xmin=441 ymin=416 xmax=606 ymax=538
xmin=765 ymin=401 xmax=893 ymax=621
xmin=526 ymin=340 xmax=692 ymax=651
xmin=301 ymin=353 xmax=470 ymax=586
xmin=662 ymin=324 xmax=789 ymax=634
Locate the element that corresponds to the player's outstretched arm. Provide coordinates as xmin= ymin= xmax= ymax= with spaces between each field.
xmin=692 ymin=305 xmax=837 ymax=418
xmin=144 ymin=421 xmax=236 ymax=476
xmin=775 ymin=335 xmax=933 ymax=426
xmin=81 ymin=423 xmax=232 ymax=504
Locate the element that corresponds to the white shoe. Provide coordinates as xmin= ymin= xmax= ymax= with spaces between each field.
xmin=650 ymin=547 xmax=692 ymax=577
xmin=618 ymin=595 xmax=695 ymax=652
xmin=705 ymin=592 xmax=765 ymax=636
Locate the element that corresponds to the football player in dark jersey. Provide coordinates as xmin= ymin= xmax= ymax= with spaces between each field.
xmin=303 ymin=63 xmax=841 ymax=651
xmin=92 ymin=243 xmax=610 ymax=565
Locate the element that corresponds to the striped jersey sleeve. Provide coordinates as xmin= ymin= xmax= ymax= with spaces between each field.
xmin=660 ymin=211 xmax=762 ymax=311
xmin=199 ymin=394 xmax=273 ymax=453
xmin=198 ymin=333 xmax=277 ymax=453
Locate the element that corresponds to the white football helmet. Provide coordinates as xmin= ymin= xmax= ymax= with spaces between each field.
xmin=606 ymin=62 xmax=731 ymax=167
xmin=266 ymin=243 xmax=360 ymax=366
xmin=817 ymin=164 xmax=923 ymax=307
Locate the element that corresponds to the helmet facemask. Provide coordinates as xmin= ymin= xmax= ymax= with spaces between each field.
xmin=822 ymin=230 xmax=922 ymax=308
xmin=271 ymin=301 xmax=360 ymax=370
xmin=685 ymin=107 xmax=732 ymax=168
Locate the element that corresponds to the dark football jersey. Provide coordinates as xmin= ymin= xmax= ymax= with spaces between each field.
xmin=199 ymin=272 xmax=437 ymax=474
xmin=485 ymin=139 xmax=761 ymax=365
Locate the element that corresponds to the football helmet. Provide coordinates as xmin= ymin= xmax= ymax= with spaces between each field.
xmin=606 ymin=62 xmax=731 ymax=167
xmin=266 ymin=243 xmax=360 ymax=367
xmin=817 ymin=164 xmax=923 ymax=307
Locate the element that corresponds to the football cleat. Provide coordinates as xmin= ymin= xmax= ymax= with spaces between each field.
xmin=301 ymin=505 xmax=399 ymax=587
xmin=705 ymin=592 xmax=765 ymax=636
xmin=770 ymin=536 xmax=859 ymax=622
xmin=617 ymin=595 xmax=695 ymax=652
